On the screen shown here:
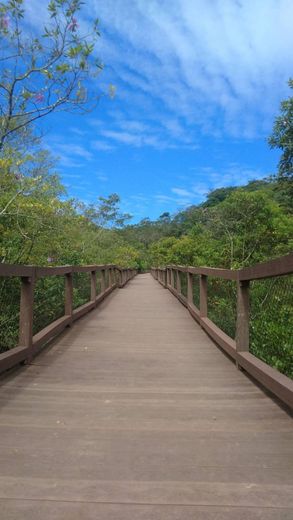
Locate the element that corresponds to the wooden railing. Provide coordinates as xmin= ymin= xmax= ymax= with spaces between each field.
xmin=0 ymin=264 xmax=136 ymax=374
xmin=151 ymin=254 xmax=293 ymax=409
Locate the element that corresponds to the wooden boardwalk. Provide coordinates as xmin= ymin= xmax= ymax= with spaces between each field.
xmin=0 ymin=273 xmax=292 ymax=519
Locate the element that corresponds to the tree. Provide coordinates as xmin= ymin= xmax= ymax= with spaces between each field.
xmin=201 ymin=190 xmax=293 ymax=268
xmin=82 ymin=193 xmax=132 ymax=228
xmin=0 ymin=0 xmax=104 ymax=151
xmin=268 ymin=78 xmax=293 ymax=179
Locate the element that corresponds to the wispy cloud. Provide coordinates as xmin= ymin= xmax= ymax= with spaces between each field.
xmin=96 ymin=173 xmax=108 ymax=182
xmin=27 ymin=0 xmax=292 ymax=144
xmin=91 ymin=140 xmax=116 ymax=151
xmin=158 ymin=162 xmax=268 ymax=211
xmin=48 ymin=141 xmax=93 ymax=161
xmin=171 ymin=188 xmax=192 ymax=197
xmin=90 ymin=0 xmax=292 ymax=139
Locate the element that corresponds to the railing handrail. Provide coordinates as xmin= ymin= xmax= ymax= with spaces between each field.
xmin=0 ymin=262 xmax=137 ymax=278
xmin=151 ymin=253 xmax=293 ymax=409
xmin=156 ymin=253 xmax=293 ymax=281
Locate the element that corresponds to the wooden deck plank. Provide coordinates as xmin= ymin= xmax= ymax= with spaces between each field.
xmin=0 ymin=273 xmax=292 ymax=519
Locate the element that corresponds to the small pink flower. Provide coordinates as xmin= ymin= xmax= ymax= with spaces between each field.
xmin=35 ymin=92 xmax=45 ymax=103
xmin=0 ymin=14 xmax=9 ymax=30
xmin=68 ymin=17 xmax=78 ymax=31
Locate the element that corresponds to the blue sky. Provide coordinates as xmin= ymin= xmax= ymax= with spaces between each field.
xmin=28 ymin=0 xmax=293 ymax=222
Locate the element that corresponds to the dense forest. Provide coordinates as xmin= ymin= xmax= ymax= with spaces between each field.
xmin=1 ymin=153 xmax=292 ymax=271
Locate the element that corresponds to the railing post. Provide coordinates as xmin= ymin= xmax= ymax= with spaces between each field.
xmin=176 ymin=270 xmax=181 ymax=294
xmin=90 ymin=269 xmax=97 ymax=305
xmin=101 ymin=269 xmax=106 ymax=293
xmin=163 ymin=269 xmax=167 ymax=288
xmin=170 ymin=268 xmax=174 ymax=288
xmin=65 ymin=272 xmax=73 ymax=325
xmin=200 ymin=274 xmax=207 ymax=318
xmin=120 ymin=270 xmax=125 ymax=287
xmin=19 ymin=272 xmax=35 ymax=360
xmin=236 ymin=280 xmax=250 ymax=365
xmin=187 ymin=271 xmax=193 ymax=305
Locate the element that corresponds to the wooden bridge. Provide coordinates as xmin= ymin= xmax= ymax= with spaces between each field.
xmin=0 ymin=257 xmax=292 ymax=519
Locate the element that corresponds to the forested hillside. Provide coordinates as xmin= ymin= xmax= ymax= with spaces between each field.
xmin=1 ymin=155 xmax=292 ymax=272
xmin=119 ymin=178 xmax=292 ymax=270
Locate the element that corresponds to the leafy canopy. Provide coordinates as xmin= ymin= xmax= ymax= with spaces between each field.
xmin=268 ymin=78 xmax=293 ymax=179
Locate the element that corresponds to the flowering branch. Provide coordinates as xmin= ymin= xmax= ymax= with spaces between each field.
xmin=0 ymin=0 xmax=104 ymax=152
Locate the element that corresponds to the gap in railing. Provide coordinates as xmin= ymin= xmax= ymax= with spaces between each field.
xmin=207 ymin=277 xmax=236 ymax=339
xmin=173 ymin=271 xmax=177 ymax=290
xmin=0 ymin=276 xmax=21 ymax=353
xmin=179 ymin=271 xmax=187 ymax=298
xmin=73 ymin=272 xmax=91 ymax=309
xmin=250 ymin=274 xmax=292 ymax=378
xmin=34 ymin=276 xmax=65 ymax=335
xmin=96 ymin=271 xmax=102 ymax=294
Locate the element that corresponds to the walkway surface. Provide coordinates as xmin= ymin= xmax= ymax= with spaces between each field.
xmin=0 ymin=274 xmax=292 ymax=519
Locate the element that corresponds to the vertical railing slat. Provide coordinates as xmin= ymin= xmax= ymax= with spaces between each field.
xmin=187 ymin=271 xmax=193 ymax=304
xmin=176 ymin=270 xmax=181 ymax=295
xmin=65 ymin=271 xmax=73 ymax=325
xmin=236 ymin=279 xmax=250 ymax=354
xmin=199 ymin=274 xmax=207 ymax=318
xmin=90 ymin=270 xmax=97 ymax=304
xmin=18 ymin=273 xmax=35 ymax=360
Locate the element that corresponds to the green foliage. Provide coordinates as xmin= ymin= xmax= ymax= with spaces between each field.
xmin=250 ymin=276 xmax=293 ymax=378
xmin=33 ymin=276 xmax=65 ymax=334
xmin=146 ymin=186 xmax=293 ymax=270
xmin=112 ymin=245 xmax=142 ymax=268
xmin=207 ymin=279 xmax=237 ymax=339
xmin=268 ymin=78 xmax=293 ymax=179
xmin=202 ymin=186 xmax=237 ymax=207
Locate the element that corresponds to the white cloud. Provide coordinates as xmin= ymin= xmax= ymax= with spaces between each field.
xmin=50 ymin=142 xmax=93 ymax=161
xmin=99 ymin=128 xmax=179 ymax=149
xmin=154 ymin=195 xmax=176 ymax=203
xmin=96 ymin=173 xmax=108 ymax=182
xmin=171 ymin=188 xmax=192 ymax=197
xmin=62 ymin=173 xmax=83 ymax=179
xmin=91 ymin=140 xmax=115 ymax=151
